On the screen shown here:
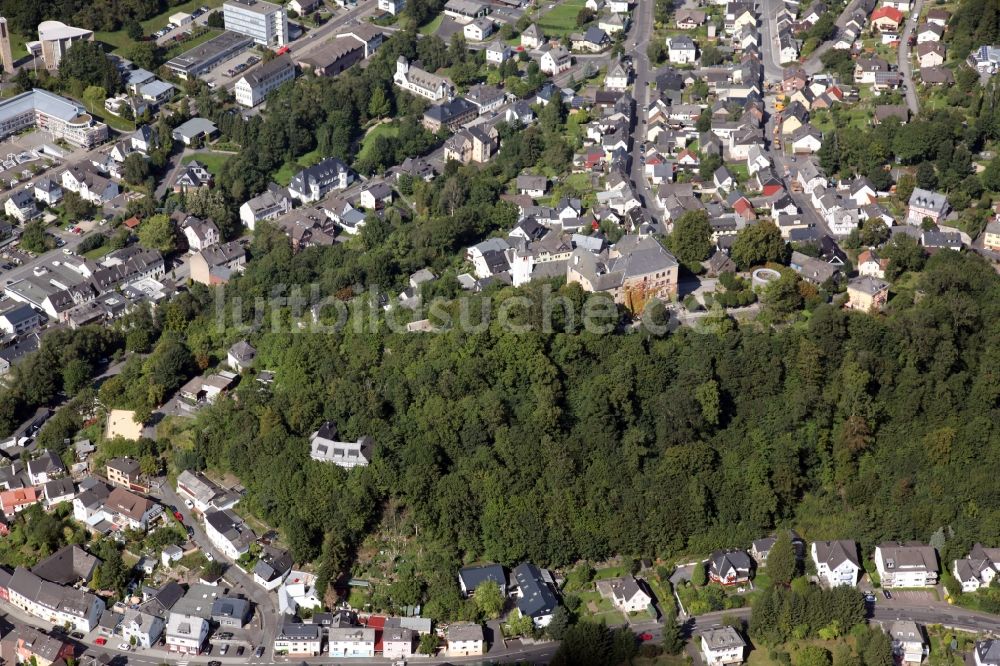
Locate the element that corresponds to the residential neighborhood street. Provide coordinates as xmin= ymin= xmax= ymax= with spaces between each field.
xmin=897 ymin=0 xmax=924 ymax=115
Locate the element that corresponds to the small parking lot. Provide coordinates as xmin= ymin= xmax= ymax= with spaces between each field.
xmin=882 ymin=589 xmax=939 ymax=605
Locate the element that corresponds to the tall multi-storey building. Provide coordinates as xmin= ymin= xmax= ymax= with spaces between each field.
xmin=233 ymin=54 xmax=295 ymax=107
xmin=223 ymin=0 xmax=288 ymax=46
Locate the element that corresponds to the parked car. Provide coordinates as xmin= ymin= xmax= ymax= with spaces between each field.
xmin=118 ymin=643 xmax=130 ymax=651
xmin=882 ymin=590 xmax=892 ymax=599
xmin=236 ymin=646 xmax=245 ymax=656
xmin=220 ymin=645 xmax=229 ymax=656
xmin=255 ymin=646 xmax=265 ymax=658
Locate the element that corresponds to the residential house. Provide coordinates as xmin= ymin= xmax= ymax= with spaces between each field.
xmin=599 ymin=13 xmax=626 ymax=34
xmin=791 ymin=251 xmax=840 ymax=284
xmin=443 ymin=126 xmax=499 ymax=164
xmin=7 ymin=566 xmax=105 ymax=632
xmin=512 ymin=562 xmax=558 ymax=627
xmin=521 ymin=23 xmax=544 ymax=49
xmin=33 ymin=178 xmax=62 ymax=206
xmin=857 ymin=249 xmax=887 ymax=278
xmin=874 ymin=542 xmax=939 ymax=588
xmin=10 ymin=627 xmax=74 ymax=666
xmin=919 ymin=66 xmax=954 ymax=85
xmin=925 ymin=8 xmax=949 ymax=26
xmin=0 ymin=303 xmax=43 ymax=337
xmin=714 ymin=166 xmax=735 ymax=192
xmin=572 ymin=27 xmax=611 ymax=52
xmin=328 ymin=627 xmax=376 ymax=658
xmin=239 ymin=185 xmax=291 ymax=230
xmin=906 ymin=187 xmax=949 ymax=225
xmin=916 ymin=23 xmax=943 ymax=44
xmin=378 ymin=0 xmax=405 ymax=15
xmin=485 ymin=40 xmax=511 ymax=65
xmin=459 ymin=563 xmax=507 ymax=597
xmin=61 ymin=166 xmax=118 ymax=204
xmin=602 ymin=575 xmax=652 ymax=613
xmin=106 ymin=457 xmax=142 ymax=490
xmin=791 ymin=124 xmax=822 ymax=153
xmin=921 ymin=230 xmax=962 ymax=250
xmin=274 ymin=622 xmax=323 ymax=656
xmin=517 ymin=174 xmax=548 ymax=198
xmin=846 ymin=276 xmax=889 ymax=312
xmin=103 ymin=486 xmax=163 ymax=531
xmin=984 ymin=219 xmax=1000 ymax=251
xmin=211 ymin=597 xmax=252 ymax=627
xmin=976 ymin=641 xmax=1000 ymax=666
xmin=27 ymin=450 xmax=66 ymax=485
xmin=466 ymin=83 xmax=506 ymax=114
xmin=463 ymin=17 xmax=494 ymax=41
xmin=668 ymin=35 xmax=697 ymax=63
xmin=5 ymin=188 xmax=39 ymax=222
xmin=702 ymin=626 xmax=748 ymax=666
xmin=953 ymin=545 xmax=1000 ymax=592
xmin=165 ymin=612 xmax=209 ymax=654
xmin=605 ymin=58 xmax=631 ymax=91
xmin=447 ymin=623 xmax=485 ymax=657
xmin=540 ymin=47 xmax=572 ymax=74
xmin=182 ymin=216 xmax=220 ymax=252
xmin=172 ymin=161 xmax=213 ymax=193
xmin=121 ymin=609 xmax=165 ymax=649
xmin=31 ymin=545 xmax=99 ymax=585
xmin=43 ymin=477 xmax=75 ymax=507
xmin=288 ymin=157 xmax=354 ymax=202
xmin=870 ymin=6 xmax=902 ymax=32
xmin=708 ymin=550 xmax=753 ymax=585
xmin=393 ymin=57 xmax=454 ymax=102
xmin=854 ymin=56 xmax=890 ymax=84
xmin=189 ymin=241 xmax=247 ymax=286
xmin=811 ymin=540 xmax=861 ymax=587
xmin=383 ymin=627 xmax=415 ymax=660
xmin=676 ymin=8 xmax=707 ymax=28
xmin=204 ymin=509 xmax=256 ymax=560
xmin=751 ymin=531 xmax=805 ymax=564
xmin=171 ymin=117 xmax=217 ymax=146
xmin=915 ymin=42 xmax=945 ymax=68
xmin=889 ymin=621 xmax=927 ymax=664
xmin=227 ymin=340 xmax=256 ymax=372
xmin=309 ymin=421 xmax=374 ymax=469
xmin=253 ymin=545 xmax=293 ymax=591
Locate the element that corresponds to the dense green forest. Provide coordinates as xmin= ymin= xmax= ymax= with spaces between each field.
xmin=76 ymin=242 xmax=1000 ymax=617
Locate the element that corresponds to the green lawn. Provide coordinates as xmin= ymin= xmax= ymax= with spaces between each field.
xmin=161 ymin=28 xmax=223 ymax=61
xmin=419 ymin=14 xmax=444 ymax=36
xmin=183 ymin=152 xmax=232 ymax=178
xmin=538 ymin=0 xmax=588 ymax=36
xmin=356 ymin=123 xmax=400 ymax=164
xmin=95 ymin=0 xmax=226 ymax=52
xmin=273 ymin=147 xmax=325 ymax=186
xmin=83 ymin=244 xmax=113 ymax=260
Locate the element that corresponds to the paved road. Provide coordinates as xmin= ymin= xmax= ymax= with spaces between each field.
xmin=151 ymin=481 xmax=279 ymax=661
xmin=624 ymin=0 xmax=663 ymax=229
xmin=798 ymin=0 xmax=872 ymax=75
xmin=897 ymin=0 xmax=923 ymax=116
xmin=759 ymin=0 xmax=787 ymax=81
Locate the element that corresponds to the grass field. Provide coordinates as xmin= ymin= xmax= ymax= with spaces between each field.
xmin=419 ymin=15 xmax=444 ymax=36
xmin=273 ymin=147 xmax=324 ymax=186
xmin=356 ymin=123 xmax=400 ymax=164
xmin=537 ymin=0 xmax=588 ymax=36
xmin=183 ymin=151 xmax=232 ymax=178
xmin=95 ymin=0 xmax=226 ymax=52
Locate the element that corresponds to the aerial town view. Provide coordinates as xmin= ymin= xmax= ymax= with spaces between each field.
xmin=0 ymin=0 xmax=998 ymax=662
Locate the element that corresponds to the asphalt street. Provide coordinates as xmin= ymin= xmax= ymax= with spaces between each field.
xmin=897 ymin=0 xmax=924 ymax=116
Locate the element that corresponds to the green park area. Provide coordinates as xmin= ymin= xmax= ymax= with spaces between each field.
xmin=537 ymin=0 xmax=588 ymax=36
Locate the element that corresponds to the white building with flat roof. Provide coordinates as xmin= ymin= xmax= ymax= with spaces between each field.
xmin=224 ymin=0 xmax=289 ymax=46
xmin=0 ymin=89 xmax=108 ymax=147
